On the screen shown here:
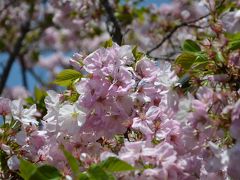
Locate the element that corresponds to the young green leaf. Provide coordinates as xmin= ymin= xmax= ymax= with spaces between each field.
xmin=182 ymin=39 xmax=201 ymax=52
xmin=19 ymin=160 xmax=61 ymax=180
xmin=68 ymin=91 xmax=80 ymax=103
xmin=228 ymin=39 xmax=240 ymax=51
xmin=19 ymin=159 xmax=37 ymax=180
xmin=132 ymin=46 xmax=144 ymax=61
xmin=78 ymin=173 xmax=89 ymax=180
xmin=87 ymin=165 xmax=115 ymax=180
xmin=53 ymin=69 xmax=82 ymax=87
xmin=225 ymin=32 xmax=240 ymax=39
xmin=175 ymin=52 xmax=196 ymax=70
xmin=104 ymin=39 xmax=113 ymax=48
xmin=34 ymin=87 xmax=47 ymax=102
xmin=100 ymin=157 xmax=135 ymax=172
xmin=61 ymin=147 xmax=80 ymax=178
xmin=29 ymin=165 xmax=62 ymax=180
xmin=226 ymin=32 xmax=240 ymax=51
xmin=25 ymin=97 xmax=35 ymax=105
xmin=216 ymin=51 xmax=225 ymax=62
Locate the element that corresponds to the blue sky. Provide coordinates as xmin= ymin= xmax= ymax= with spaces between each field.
xmin=140 ymin=0 xmax=170 ymax=6
xmin=0 ymin=54 xmax=48 ymax=93
xmin=0 ymin=0 xmax=171 ymax=94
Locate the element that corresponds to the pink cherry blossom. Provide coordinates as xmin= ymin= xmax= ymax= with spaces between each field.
xmin=0 ymin=97 xmax=11 ymax=116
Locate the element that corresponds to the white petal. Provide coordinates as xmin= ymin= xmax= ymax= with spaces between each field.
xmin=7 ymin=155 xmax=19 ymax=171
xmin=77 ymin=112 xmax=86 ymax=127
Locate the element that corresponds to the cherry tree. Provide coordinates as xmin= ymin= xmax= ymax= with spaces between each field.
xmin=0 ymin=0 xmax=240 ymax=179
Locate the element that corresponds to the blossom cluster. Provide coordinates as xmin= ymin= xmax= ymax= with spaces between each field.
xmin=2 ymin=0 xmax=239 ymax=98
xmin=0 ymin=43 xmax=240 ymax=179
xmin=0 ymin=1 xmax=214 ymax=83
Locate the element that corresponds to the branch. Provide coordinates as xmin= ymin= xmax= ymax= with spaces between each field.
xmin=0 ymin=3 xmax=34 ymax=95
xmin=152 ymin=56 xmax=175 ymax=61
xmin=146 ymin=0 xmax=225 ymax=56
xmin=0 ymin=23 xmax=30 ymax=94
xmin=19 ymin=56 xmax=28 ymax=90
xmin=100 ymin=0 xmax=123 ymax=45
xmin=146 ymin=13 xmax=210 ymax=56
xmin=149 ymin=51 xmax=180 ymax=61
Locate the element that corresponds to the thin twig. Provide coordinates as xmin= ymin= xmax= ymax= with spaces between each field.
xmin=146 ymin=0 xmax=225 ymax=55
xmin=146 ymin=13 xmax=210 ymax=55
xmin=100 ymin=0 xmax=123 ymax=45
xmin=153 ymin=57 xmax=175 ymax=61
xmin=148 ymin=50 xmax=181 ymax=61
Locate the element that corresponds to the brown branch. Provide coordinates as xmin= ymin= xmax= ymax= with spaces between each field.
xmin=100 ymin=0 xmax=123 ymax=45
xmin=0 ymin=24 xmax=30 ymax=94
xmin=149 ymin=51 xmax=180 ymax=61
xmin=19 ymin=56 xmax=28 ymax=90
xmin=152 ymin=56 xmax=175 ymax=61
xmin=146 ymin=0 xmax=225 ymax=56
xmin=0 ymin=3 xmax=34 ymax=95
xmin=146 ymin=13 xmax=210 ymax=56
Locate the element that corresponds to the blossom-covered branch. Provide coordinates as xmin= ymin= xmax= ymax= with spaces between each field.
xmin=0 ymin=0 xmax=240 ymax=179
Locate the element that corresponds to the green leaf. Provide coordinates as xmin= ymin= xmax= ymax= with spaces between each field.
xmin=175 ymin=51 xmax=208 ymax=76
xmin=216 ymin=51 xmax=225 ymax=62
xmin=100 ymin=157 xmax=135 ymax=172
xmin=19 ymin=159 xmax=37 ymax=180
xmin=29 ymin=165 xmax=62 ymax=180
xmin=61 ymin=147 xmax=80 ymax=178
xmin=34 ymin=87 xmax=47 ymax=102
xmin=132 ymin=46 xmax=144 ymax=61
xmin=25 ymin=97 xmax=35 ymax=105
xmin=226 ymin=32 xmax=240 ymax=51
xmin=53 ymin=69 xmax=82 ymax=87
xmin=115 ymin=13 xmax=133 ymax=24
xmin=182 ymin=39 xmax=201 ymax=52
xmin=114 ymin=135 xmax=124 ymax=144
xmin=78 ymin=173 xmax=89 ymax=180
xmin=195 ymin=52 xmax=208 ymax=62
xmin=31 ymin=50 xmax=40 ymax=62
xmin=194 ymin=52 xmax=208 ymax=69
xmin=228 ymin=39 xmax=240 ymax=51
xmin=87 ymin=165 xmax=115 ymax=180
xmin=175 ymin=52 xmax=196 ymax=70
xmin=68 ymin=92 xmax=80 ymax=103
xmin=216 ymin=2 xmax=235 ymax=15
xmin=76 ymin=157 xmax=134 ymax=180
xmin=225 ymin=32 xmax=240 ymax=39
xmin=191 ymin=61 xmax=208 ymax=69
xmin=19 ymin=160 xmax=61 ymax=180
xmin=0 ymin=151 xmax=8 ymax=172
xmin=104 ymin=39 xmax=113 ymax=48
